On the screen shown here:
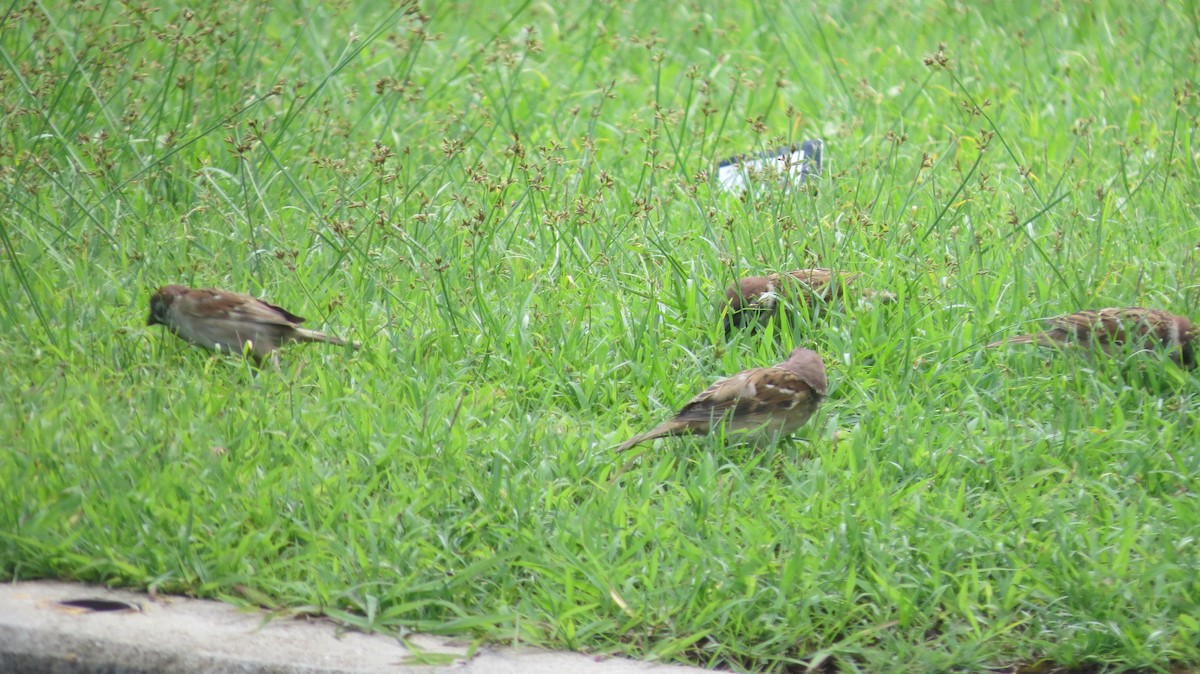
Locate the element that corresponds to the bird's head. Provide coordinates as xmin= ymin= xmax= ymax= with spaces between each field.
xmin=783 ymin=347 xmax=828 ymax=397
xmin=147 ymin=285 xmax=187 ymax=326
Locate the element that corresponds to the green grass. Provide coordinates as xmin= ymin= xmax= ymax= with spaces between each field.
xmin=3 ymin=0 xmax=1200 ymax=671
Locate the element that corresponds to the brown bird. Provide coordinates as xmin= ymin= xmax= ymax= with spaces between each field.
xmin=616 ymin=347 xmax=827 ymax=452
xmin=987 ymin=307 xmax=1196 ymax=369
xmin=147 ymin=285 xmax=358 ymax=366
xmin=723 ymin=269 xmax=896 ymax=332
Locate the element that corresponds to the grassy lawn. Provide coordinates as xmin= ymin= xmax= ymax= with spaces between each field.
xmin=3 ymin=0 xmax=1200 ymax=671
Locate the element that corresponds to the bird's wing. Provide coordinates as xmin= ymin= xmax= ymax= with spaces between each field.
xmin=179 ymin=289 xmax=305 ymax=327
xmin=1045 ymin=308 xmax=1137 ymax=346
xmin=783 ymin=269 xmax=863 ymax=302
xmin=674 ymin=366 xmax=819 ymax=423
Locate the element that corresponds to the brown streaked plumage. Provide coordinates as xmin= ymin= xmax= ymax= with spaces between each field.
xmin=987 ymin=307 xmax=1196 ymax=369
xmin=616 ymin=347 xmax=827 ymax=453
xmin=723 ymin=269 xmax=896 ymax=332
xmin=147 ymin=285 xmax=359 ymax=366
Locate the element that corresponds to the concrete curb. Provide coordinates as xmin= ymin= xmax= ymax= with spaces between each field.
xmin=0 ymin=581 xmax=710 ymax=674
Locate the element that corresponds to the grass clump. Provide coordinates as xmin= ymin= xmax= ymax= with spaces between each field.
xmin=2 ymin=1 xmax=1200 ymax=671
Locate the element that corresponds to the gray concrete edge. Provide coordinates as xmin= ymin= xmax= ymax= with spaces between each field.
xmin=0 ymin=581 xmax=711 ymax=674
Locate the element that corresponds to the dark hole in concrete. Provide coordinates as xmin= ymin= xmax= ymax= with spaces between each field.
xmin=58 ymin=598 xmax=139 ymax=612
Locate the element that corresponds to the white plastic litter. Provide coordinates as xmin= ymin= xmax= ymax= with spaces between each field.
xmin=716 ymin=139 xmax=823 ymax=193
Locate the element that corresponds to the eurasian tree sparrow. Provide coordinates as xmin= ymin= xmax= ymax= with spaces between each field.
xmin=987 ymin=307 xmax=1196 ymax=369
xmin=723 ymin=268 xmax=896 ymax=332
xmin=147 ymin=285 xmax=358 ymax=366
xmin=617 ymin=347 xmax=828 ymax=452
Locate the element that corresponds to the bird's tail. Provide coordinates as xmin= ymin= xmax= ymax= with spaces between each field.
xmin=294 ymin=328 xmax=361 ymax=350
xmin=615 ymin=421 xmax=684 ymax=452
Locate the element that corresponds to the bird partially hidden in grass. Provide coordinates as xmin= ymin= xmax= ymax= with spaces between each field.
xmin=147 ymin=285 xmax=359 ymax=367
xmin=723 ymin=269 xmax=897 ymax=333
xmin=616 ymin=347 xmax=828 ymax=454
xmin=986 ymin=307 xmax=1196 ymax=369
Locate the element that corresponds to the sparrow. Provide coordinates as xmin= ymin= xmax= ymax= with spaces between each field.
xmin=987 ymin=307 xmax=1196 ymax=369
xmin=616 ymin=347 xmax=827 ymax=453
xmin=723 ymin=268 xmax=897 ymax=332
xmin=147 ymin=285 xmax=359 ymax=366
